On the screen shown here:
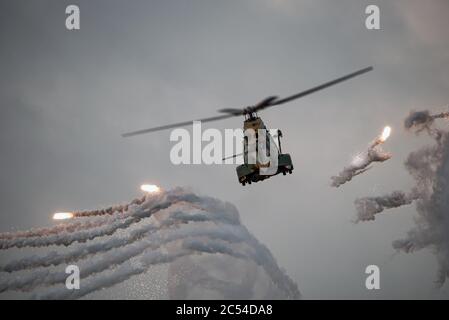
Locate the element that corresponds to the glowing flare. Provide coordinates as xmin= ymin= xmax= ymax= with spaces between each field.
xmin=140 ymin=184 xmax=160 ymax=193
xmin=380 ymin=126 xmax=391 ymax=142
xmin=53 ymin=212 xmax=74 ymax=220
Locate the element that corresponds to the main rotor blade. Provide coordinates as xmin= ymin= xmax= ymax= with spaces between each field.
xmin=217 ymin=108 xmax=244 ymax=115
xmin=263 ymin=66 xmax=373 ymax=109
xmin=122 ymin=66 xmax=373 ymax=137
xmin=122 ymin=114 xmax=236 ymax=137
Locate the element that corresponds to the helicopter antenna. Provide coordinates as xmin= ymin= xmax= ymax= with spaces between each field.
xmin=122 ymin=66 xmax=373 ymax=137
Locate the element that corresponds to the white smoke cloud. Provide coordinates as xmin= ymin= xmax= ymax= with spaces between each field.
xmin=356 ymin=110 xmax=449 ymax=286
xmin=0 ymin=215 xmax=120 ymax=240
xmin=0 ymin=188 xmax=300 ymax=299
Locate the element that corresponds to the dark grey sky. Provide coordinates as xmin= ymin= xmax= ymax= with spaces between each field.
xmin=1 ymin=0 xmax=449 ymax=298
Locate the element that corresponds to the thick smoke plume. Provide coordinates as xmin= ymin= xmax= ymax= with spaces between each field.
xmin=0 ymin=188 xmax=300 ymax=299
xmin=331 ymin=129 xmax=391 ymax=187
xmin=404 ymin=109 xmax=449 ymax=133
xmin=356 ymin=109 xmax=449 ymax=286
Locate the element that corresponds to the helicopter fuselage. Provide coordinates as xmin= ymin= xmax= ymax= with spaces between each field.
xmin=237 ymin=116 xmax=293 ymax=186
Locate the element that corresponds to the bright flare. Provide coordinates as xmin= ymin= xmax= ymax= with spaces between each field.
xmin=53 ymin=212 xmax=74 ymax=220
xmin=140 ymin=184 xmax=160 ymax=193
xmin=380 ymin=126 xmax=391 ymax=142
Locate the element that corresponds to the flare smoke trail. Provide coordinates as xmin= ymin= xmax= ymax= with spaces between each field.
xmin=0 ymin=209 xmax=245 ymax=290
xmin=0 ymin=197 xmax=149 ymax=242
xmin=356 ymin=109 xmax=449 ymax=286
xmin=0 ymin=207 xmax=234 ymax=273
xmin=0 ymin=191 xmax=200 ymax=249
xmin=0 ymin=188 xmax=300 ymax=299
xmin=72 ymin=196 xmax=146 ymax=218
xmin=354 ymin=190 xmax=419 ymax=222
xmin=331 ymin=127 xmax=392 ymax=187
xmin=0 ymin=215 xmax=118 ymax=240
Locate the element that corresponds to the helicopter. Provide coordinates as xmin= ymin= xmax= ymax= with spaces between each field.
xmin=122 ymin=66 xmax=373 ymax=185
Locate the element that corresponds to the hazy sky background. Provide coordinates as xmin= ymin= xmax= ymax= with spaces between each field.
xmin=1 ymin=0 xmax=449 ymax=299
